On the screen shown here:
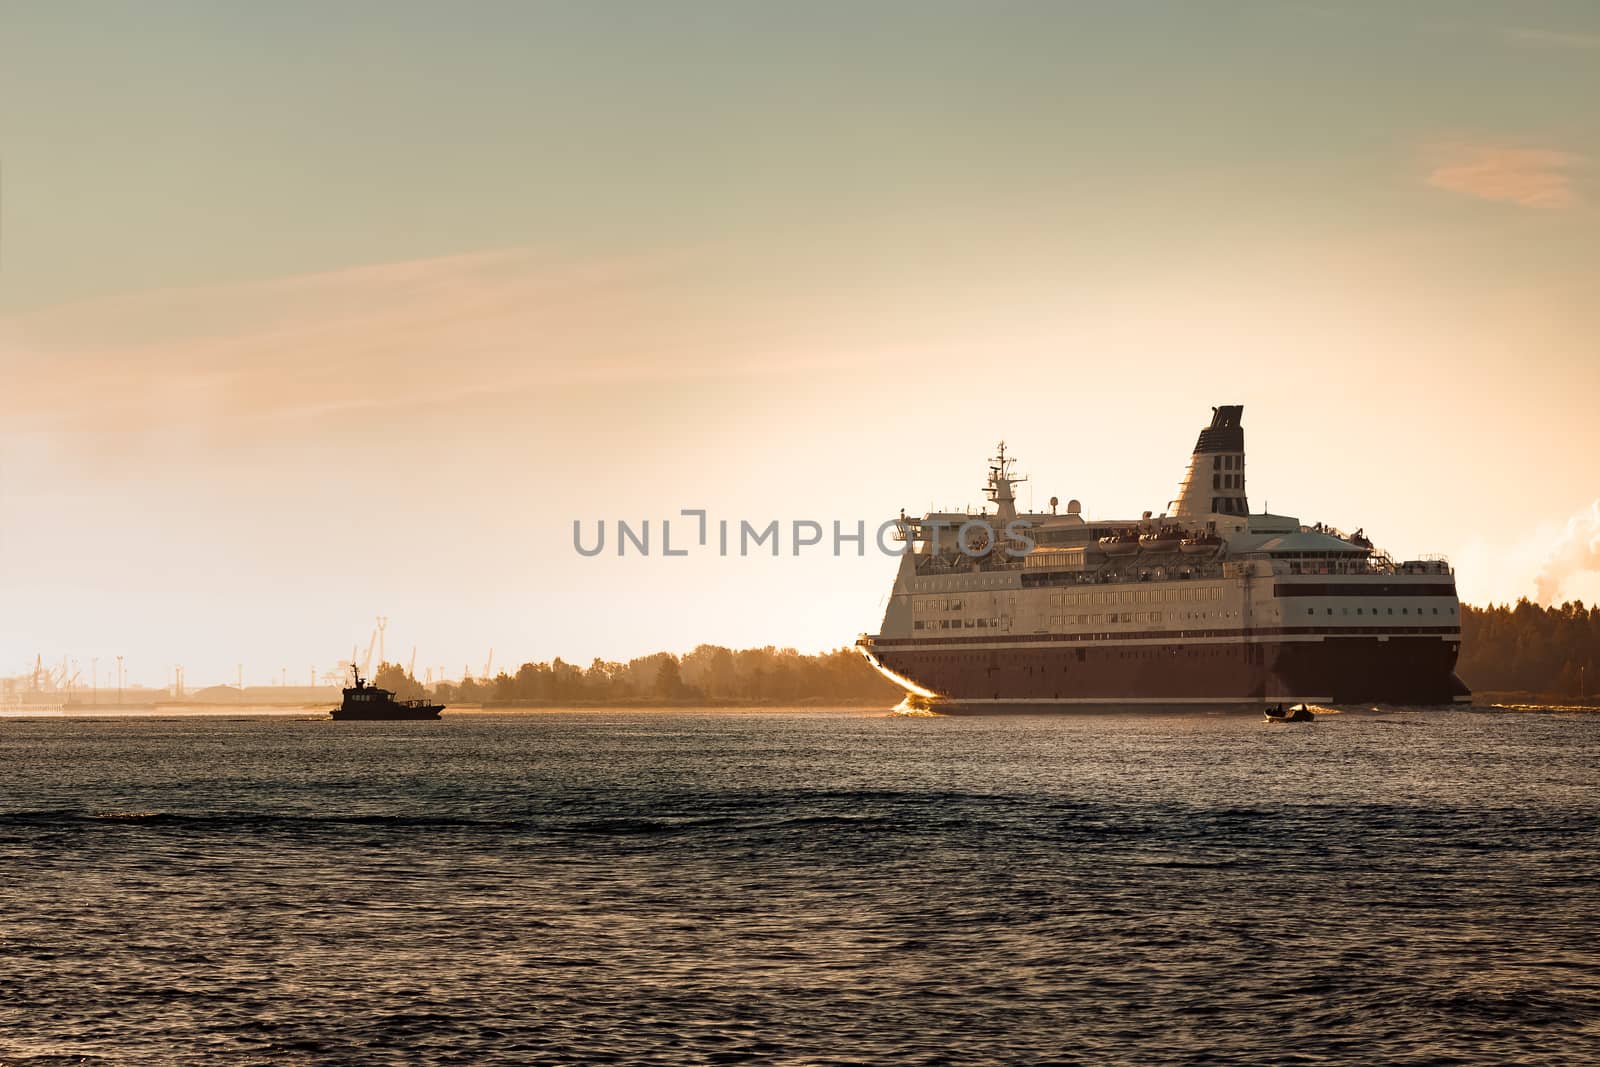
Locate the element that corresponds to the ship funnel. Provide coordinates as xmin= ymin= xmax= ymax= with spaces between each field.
xmin=1172 ymin=404 xmax=1248 ymax=518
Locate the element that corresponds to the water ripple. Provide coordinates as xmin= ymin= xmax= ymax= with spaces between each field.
xmin=0 ymin=707 xmax=1596 ymax=1064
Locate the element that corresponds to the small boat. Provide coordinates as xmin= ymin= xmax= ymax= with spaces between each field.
xmin=1264 ymin=704 xmax=1314 ymax=723
xmin=1179 ymin=533 xmax=1222 ymax=555
xmin=331 ymin=665 xmax=444 ymax=721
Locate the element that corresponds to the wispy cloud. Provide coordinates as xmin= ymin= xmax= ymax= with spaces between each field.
xmin=0 ymin=243 xmax=835 ymax=438
xmin=1424 ymin=143 xmax=1585 ymax=209
xmin=1500 ymin=26 xmax=1600 ymax=51
xmin=1418 ymin=17 xmax=1600 ymax=53
xmin=0 ymin=247 xmax=611 ymax=433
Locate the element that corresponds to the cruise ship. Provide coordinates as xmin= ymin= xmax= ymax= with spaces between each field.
xmin=857 ymin=405 xmax=1469 ymax=711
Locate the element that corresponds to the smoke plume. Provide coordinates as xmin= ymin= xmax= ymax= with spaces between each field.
xmin=1535 ymin=500 xmax=1600 ymax=606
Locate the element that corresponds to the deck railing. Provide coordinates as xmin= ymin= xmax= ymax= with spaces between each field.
xmin=913 ymin=551 xmax=1450 ymax=584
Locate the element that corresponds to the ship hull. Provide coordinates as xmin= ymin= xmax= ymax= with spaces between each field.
xmin=861 ymin=630 xmax=1468 ymax=712
xmin=330 ymin=705 xmax=443 ymax=721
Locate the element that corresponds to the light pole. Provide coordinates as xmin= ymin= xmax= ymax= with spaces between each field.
xmin=91 ymin=657 xmax=98 ymax=705
xmin=116 ymin=655 xmax=124 ymax=705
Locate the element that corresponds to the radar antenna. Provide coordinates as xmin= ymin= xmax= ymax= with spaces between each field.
xmin=984 ymin=440 xmax=1028 ymax=521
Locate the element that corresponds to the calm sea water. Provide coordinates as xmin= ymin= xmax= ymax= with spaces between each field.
xmin=1 ymin=706 xmax=1596 ymax=1065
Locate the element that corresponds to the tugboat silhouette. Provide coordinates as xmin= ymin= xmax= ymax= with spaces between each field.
xmin=330 ymin=664 xmax=444 ymax=721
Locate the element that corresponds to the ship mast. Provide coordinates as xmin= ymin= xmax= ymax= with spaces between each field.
xmin=985 ymin=441 xmax=1027 ymax=521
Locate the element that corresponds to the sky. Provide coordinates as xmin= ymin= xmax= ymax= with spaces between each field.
xmin=3 ymin=1 xmax=1599 ymax=688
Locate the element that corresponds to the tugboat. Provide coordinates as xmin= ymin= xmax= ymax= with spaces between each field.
xmin=331 ymin=665 xmax=444 ymax=721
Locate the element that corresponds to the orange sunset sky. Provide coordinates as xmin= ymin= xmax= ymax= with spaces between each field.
xmin=3 ymin=2 xmax=1598 ymax=687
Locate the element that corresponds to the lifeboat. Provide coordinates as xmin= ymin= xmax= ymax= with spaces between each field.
xmin=1179 ymin=533 xmax=1223 ymax=555
xmin=1138 ymin=528 xmax=1182 ymax=552
xmin=1097 ymin=532 xmax=1140 ymax=557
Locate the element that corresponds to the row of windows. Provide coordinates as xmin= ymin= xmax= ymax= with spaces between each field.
xmin=1213 ymin=454 xmax=1241 ymax=471
xmin=1049 ymin=612 xmax=1168 ymax=627
xmin=930 ymin=604 xmax=1448 ymax=629
xmin=910 ymin=645 xmax=1265 ymax=667
xmin=1306 ymin=606 xmax=1456 ymax=616
xmin=914 ymin=618 xmax=1002 ymax=630
xmin=918 ymin=576 xmax=1011 ymax=592
xmin=911 ymin=611 xmax=1238 ymax=632
xmin=1049 ymin=587 xmax=1223 ymax=608
xmin=1213 ymin=473 xmax=1243 ymax=490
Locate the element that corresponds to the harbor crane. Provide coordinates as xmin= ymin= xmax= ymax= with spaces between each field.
xmin=359 ymin=628 xmax=380 ymax=675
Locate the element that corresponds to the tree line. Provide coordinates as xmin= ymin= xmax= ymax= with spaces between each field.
xmin=365 ymin=598 xmax=1600 ymax=707
xmin=374 ymin=645 xmax=900 ymax=707
xmin=1459 ymin=600 xmax=1599 ymax=701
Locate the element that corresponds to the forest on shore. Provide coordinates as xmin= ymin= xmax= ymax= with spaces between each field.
xmin=1459 ymin=600 xmax=1599 ymax=702
xmin=365 ymin=598 xmax=1600 ymax=707
xmin=377 ymin=645 xmax=899 ymax=707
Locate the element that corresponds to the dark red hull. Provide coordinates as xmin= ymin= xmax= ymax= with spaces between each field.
xmin=861 ymin=629 xmax=1468 ymax=711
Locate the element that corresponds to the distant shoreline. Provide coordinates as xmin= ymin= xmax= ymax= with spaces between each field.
xmin=0 ymin=697 xmax=903 ymax=718
xmin=6 ymin=700 xmax=1599 ymax=720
